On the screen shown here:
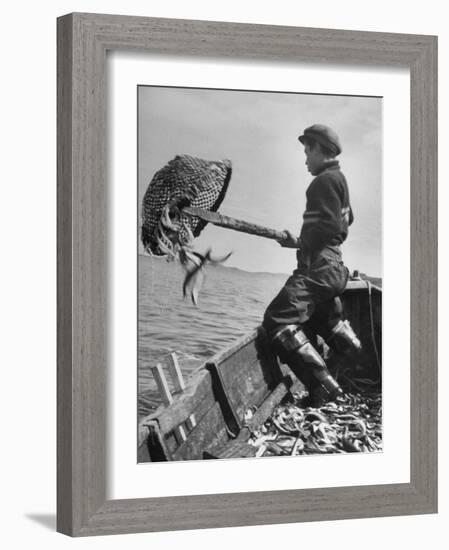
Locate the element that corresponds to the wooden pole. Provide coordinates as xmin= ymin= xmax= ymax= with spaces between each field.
xmin=151 ymin=364 xmax=186 ymax=443
xmin=166 ymin=352 xmax=185 ymax=392
xmin=151 ymin=364 xmax=173 ymax=406
xmin=166 ymin=353 xmax=196 ymax=430
xmin=182 ymin=206 xmax=289 ymax=242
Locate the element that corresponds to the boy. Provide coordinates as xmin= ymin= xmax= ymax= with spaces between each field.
xmin=263 ymin=124 xmax=360 ymax=405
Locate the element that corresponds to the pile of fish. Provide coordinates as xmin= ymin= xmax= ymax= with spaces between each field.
xmin=247 ymin=391 xmax=382 ymax=457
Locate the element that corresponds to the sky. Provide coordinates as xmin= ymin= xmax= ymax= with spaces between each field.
xmin=138 ymin=86 xmax=382 ymax=277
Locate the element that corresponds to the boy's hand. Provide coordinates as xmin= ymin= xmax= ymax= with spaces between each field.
xmin=278 ymin=230 xmax=300 ymax=248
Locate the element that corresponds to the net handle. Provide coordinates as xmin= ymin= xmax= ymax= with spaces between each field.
xmin=182 ymin=206 xmax=289 ymax=243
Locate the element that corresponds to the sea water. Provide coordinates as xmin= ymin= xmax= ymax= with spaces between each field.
xmin=138 ymin=254 xmax=288 ymax=419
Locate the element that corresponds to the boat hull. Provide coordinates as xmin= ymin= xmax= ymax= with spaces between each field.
xmin=138 ymin=279 xmax=382 ymax=462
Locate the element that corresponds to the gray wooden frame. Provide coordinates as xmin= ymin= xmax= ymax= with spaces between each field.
xmin=57 ymin=12 xmax=437 ymax=537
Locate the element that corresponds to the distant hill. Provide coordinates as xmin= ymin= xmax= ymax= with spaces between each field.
xmin=139 ymin=252 xmax=382 ymax=286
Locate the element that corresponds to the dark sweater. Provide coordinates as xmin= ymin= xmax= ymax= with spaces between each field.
xmin=299 ymin=160 xmax=354 ymax=253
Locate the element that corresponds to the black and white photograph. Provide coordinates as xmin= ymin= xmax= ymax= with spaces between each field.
xmin=1 ymin=0 xmax=442 ymax=544
xmin=137 ymin=85 xmax=382 ymax=462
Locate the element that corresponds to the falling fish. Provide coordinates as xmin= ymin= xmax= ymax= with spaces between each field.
xmin=180 ymin=248 xmax=232 ymax=305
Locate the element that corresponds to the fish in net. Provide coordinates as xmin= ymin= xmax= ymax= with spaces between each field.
xmin=141 ymin=154 xmax=232 ymax=257
xmin=140 ymin=155 xmax=233 ymax=303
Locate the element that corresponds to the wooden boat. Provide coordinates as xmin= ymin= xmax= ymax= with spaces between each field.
xmin=138 ymin=276 xmax=381 ymax=462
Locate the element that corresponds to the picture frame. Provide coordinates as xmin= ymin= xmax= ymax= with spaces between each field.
xmin=57 ymin=12 xmax=437 ymax=536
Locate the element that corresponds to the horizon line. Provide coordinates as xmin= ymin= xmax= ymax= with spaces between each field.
xmin=138 ymin=253 xmax=382 ymax=280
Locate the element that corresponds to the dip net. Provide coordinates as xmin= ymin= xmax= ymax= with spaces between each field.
xmin=141 ymin=154 xmax=232 ymax=256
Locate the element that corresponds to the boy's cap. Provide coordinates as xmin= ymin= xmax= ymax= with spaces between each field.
xmin=298 ymin=124 xmax=342 ymax=156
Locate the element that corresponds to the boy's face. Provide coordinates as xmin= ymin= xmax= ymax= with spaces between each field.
xmin=304 ymin=143 xmax=326 ymax=176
